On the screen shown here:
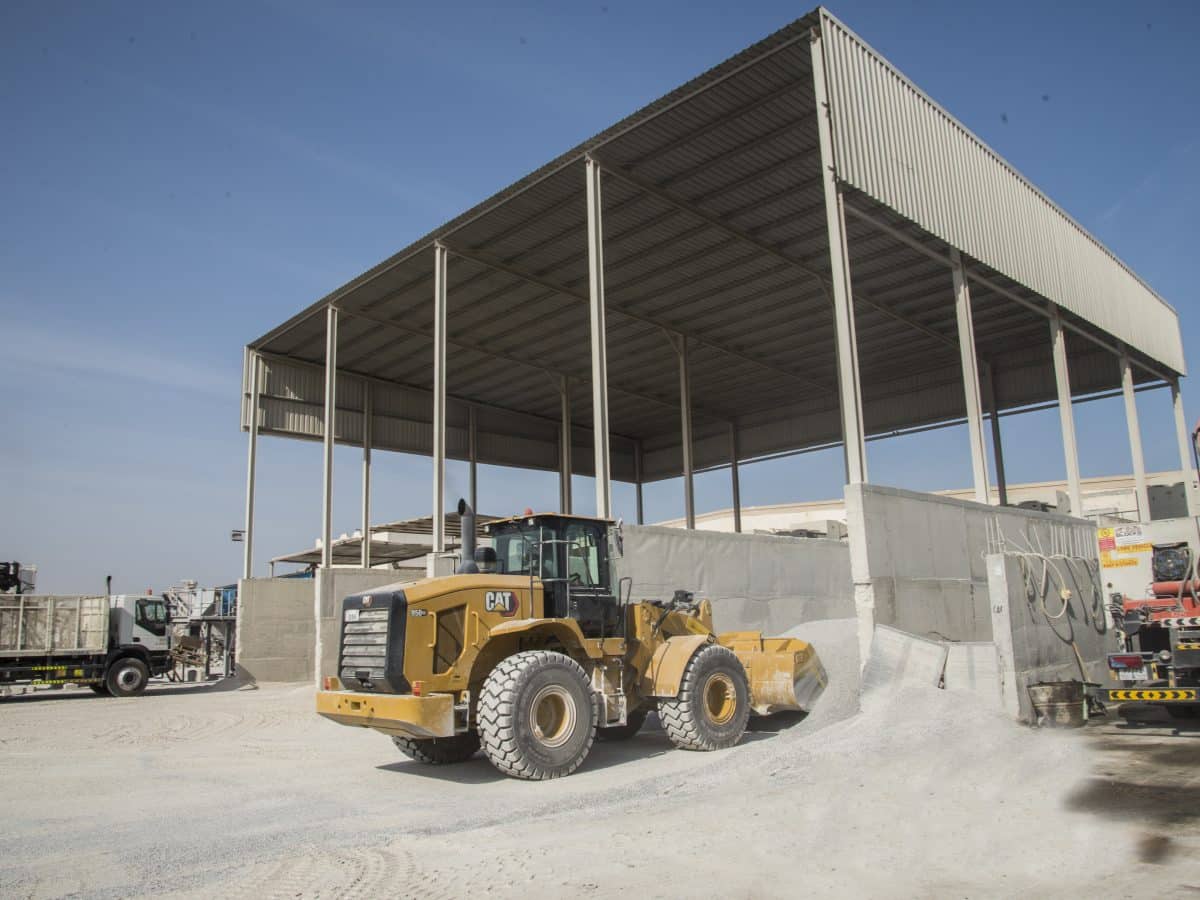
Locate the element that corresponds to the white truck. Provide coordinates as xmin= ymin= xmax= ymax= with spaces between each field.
xmin=0 ymin=594 xmax=172 ymax=696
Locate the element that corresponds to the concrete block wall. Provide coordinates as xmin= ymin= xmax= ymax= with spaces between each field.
xmin=615 ymin=525 xmax=853 ymax=635
xmin=845 ymin=483 xmax=1097 ymax=668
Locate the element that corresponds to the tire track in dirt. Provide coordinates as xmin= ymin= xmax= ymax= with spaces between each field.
xmin=214 ymin=841 xmax=454 ymax=900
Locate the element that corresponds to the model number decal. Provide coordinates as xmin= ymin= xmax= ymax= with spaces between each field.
xmin=485 ymin=591 xmax=518 ymax=616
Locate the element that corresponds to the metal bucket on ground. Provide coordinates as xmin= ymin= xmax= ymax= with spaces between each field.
xmin=1028 ymin=681 xmax=1087 ymax=727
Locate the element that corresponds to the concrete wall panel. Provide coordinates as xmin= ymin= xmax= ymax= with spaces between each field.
xmin=987 ymin=553 xmax=1111 ymax=722
xmin=846 ymin=483 xmax=1098 ymax=665
xmin=615 ymin=525 xmax=853 ymax=635
xmin=235 ymin=577 xmax=318 ymax=683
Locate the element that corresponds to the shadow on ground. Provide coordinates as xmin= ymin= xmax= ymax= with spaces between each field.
xmin=0 ymin=676 xmax=252 ymax=704
xmin=376 ymin=709 xmax=809 ymax=783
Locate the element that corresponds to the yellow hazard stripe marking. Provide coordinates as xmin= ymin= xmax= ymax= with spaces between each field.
xmin=30 ymin=679 xmax=102 ymax=685
xmin=1178 ymin=643 xmax=1200 ymax=650
xmin=1108 ymin=689 xmax=1198 ymax=701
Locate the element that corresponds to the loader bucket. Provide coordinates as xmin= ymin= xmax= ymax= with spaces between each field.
xmin=718 ymin=632 xmax=828 ymax=716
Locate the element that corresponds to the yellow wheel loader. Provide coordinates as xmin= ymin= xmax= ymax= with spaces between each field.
xmin=317 ymin=500 xmax=827 ymax=780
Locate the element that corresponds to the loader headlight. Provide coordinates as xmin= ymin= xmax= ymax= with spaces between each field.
xmin=1158 ymin=650 xmax=1172 ymax=663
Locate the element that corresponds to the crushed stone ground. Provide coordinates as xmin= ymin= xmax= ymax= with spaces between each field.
xmin=2 ymin=618 xmax=1196 ymax=898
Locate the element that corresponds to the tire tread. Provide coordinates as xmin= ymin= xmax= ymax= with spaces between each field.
xmin=659 ymin=644 xmax=749 ymax=751
xmin=477 ymin=650 xmax=597 ymax=780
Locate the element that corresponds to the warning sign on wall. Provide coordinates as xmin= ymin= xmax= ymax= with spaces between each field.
xmin=1098 ymin=525 xmax=1152 ymax=570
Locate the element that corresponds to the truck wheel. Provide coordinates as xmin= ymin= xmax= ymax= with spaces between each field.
xmin=89 ymin=683 xmax=110 ymax=696
xmin=596 ymin=708 xmax=647 ymax=742
xmin=477 ymin=650 xmax=597 ymax=780
xmin=392 ymin=733 xmax=480 ymax=764
xmin=659 ymin=644 xmax=750 ymax=751
xmin=106 ymin=658 xmax=149 ymax=697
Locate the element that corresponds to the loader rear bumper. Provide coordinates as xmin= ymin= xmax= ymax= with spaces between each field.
xmin=316 ymin=689 xmax=456 ymax=739
xmin=1104 ymin=688 xmax=1198 ymax=703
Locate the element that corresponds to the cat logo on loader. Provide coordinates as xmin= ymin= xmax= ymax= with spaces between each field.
xmin=317 ymin=500 xmax=827 ymax=780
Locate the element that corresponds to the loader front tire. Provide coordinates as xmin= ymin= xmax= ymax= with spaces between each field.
xmin=392 ymin=733 xmax=480 ymax=764
xmin=659 ymin=644 xmax=750 ymax=751
xmin=477 ymin=650 xmax=597 ymax=780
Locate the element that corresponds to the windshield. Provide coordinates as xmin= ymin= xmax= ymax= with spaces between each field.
xmin=488 ymin=520 xmax=608 ymax=589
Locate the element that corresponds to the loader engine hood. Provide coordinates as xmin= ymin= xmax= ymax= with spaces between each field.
xmin=339 ymin=587 xmax=410 ymax=694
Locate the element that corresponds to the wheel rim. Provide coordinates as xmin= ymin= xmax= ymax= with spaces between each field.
xmin=116 ymin=666 xmax=142 ymax=690
xmin=529 ymin=685 xmax=576 ymax=748
xmin=703 ymin=673 xmax=737 ymax=725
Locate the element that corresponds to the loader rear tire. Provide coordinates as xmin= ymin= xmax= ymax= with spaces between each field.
xmin=392 ymin=732 xmax=480 ymax=764
xmin=477 ymin=650 xmax=597 ymax=780
xmin=596 ymin=708 xmax=647 ymax=742
xmin=659 ymin=644 xmax=750 ymax=752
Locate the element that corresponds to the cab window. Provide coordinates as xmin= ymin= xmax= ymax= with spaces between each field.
xmin=563 ymin=522 xmax=607 ymax=589
xmin=136 ymin=598 xmax=168 ymax=636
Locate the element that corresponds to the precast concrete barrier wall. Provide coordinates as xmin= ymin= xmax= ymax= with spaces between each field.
xmin=845 ymin=483 xmax=1097 ymax=665
xmin=845 ymin=483 xmax=1107 ymax=719
xmin=987 ymin=553 xmax=1110 ymax=722
xmin=236 ymin=577 xmax=318 ymax=683
xmin=614 ymin=525 xmax=853 ymax=635
xmin=237 ymin=569 xmax=417 ymax=684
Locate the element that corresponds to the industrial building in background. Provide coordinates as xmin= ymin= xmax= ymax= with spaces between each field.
xmin=235 ymin=9 xmax=1195 ymax=715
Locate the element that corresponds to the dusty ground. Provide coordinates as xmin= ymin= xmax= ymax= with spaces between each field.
xmin=2 ymin=619 xmax=1198 ymax=898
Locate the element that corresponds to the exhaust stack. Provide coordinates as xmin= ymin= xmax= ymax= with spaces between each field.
xmin=456 ymin=498 xmax=479 ymax=574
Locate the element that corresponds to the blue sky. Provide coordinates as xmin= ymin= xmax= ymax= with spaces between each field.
xmin=2 ymin=1 xmax=1197 ymax=593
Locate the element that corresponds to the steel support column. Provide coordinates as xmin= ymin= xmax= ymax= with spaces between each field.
xmin=951 ymin=250 xmax=990 ymax=504
xmin=1172 ymin=378 xmax=1197 ymax=517
xmin=730 ymin=423 xmax=742 ymax=534
xmin=983 ymin=365 xmax=1008 ymax=506
xmin=1120 ymin=355 xmax=1150 ymax=520
xmin=559 ymin=377 xmax=572 ymax=514
xmin=811 ymin=30 xmax=867 ymax=484
xmin=242 ymin=350 xmax=259 ymax=579
xmin=1049 ymin=309 xmax=1083 ymax=517
xmin=635 ymin=441 xmax=645 ymax=526
xmin=468 ymin=405 xmax=478 ymax=515
xmin=321 ymin=306 xmax=338 ymax=568
xmin=361 ymin=383 xmax=372 ymax=569
xmin=674 ymin=333 xmax=695 ymax=529
xmin=432 ymin=244 xmax=448 ymax=552
xmin=585 ymin=158 xmax=612 ymax=518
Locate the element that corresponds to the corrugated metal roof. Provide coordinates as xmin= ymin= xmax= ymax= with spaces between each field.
xmin=247 ymin=7 xmax=1181 ymax=485
xmin=819 ymin=8 xmax=1185 ymax=375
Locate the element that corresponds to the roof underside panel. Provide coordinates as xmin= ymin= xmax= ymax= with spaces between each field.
xmin=818 ymin=9 xmax=1184 ymax=375
xmin=247 ymin=9 xmax=1180 ymax=487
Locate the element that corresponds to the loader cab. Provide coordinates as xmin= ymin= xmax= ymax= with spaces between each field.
xmin=483 ymin=514 xmax=621 ymax=638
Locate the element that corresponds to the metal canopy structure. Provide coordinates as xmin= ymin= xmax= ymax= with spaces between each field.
xmin=269 ymin=513 xmax=498 ymax=572
xmin=240 ymin=7 xmax=1189 ymax=577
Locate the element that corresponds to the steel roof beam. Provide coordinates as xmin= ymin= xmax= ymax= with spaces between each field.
xmin=841 ymin=201 xmax=1178 ymax=384
xmin=444 ymin=242 xmax=832 ymax=394
xmin=337 ymin=308 xmax=731 ymax=423
xmin=359 ymin=119 xmax=816 ymax=318
xmin=593 ymin=154 xmax=965 ymax=356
